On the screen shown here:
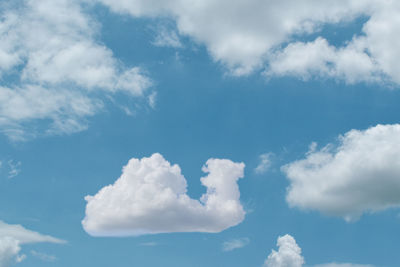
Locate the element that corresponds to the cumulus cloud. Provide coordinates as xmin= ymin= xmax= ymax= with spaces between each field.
xmin=96 ymin=0 xmax=400 ymax=84
xmin=222 ymin=237 xmax=250 ymax=252
xmin=266 ymin=37 xmax=382 ymax=84
xmin=264 ymin=234 xmax=304 ymax=267
xmin=0 ymin=0 xmax=152 ymax=140
xmin=96 ymin=0 xmax=370 ymax=76
xmin=255 ymin=153 xmax=273 ymax=174
xmin=0 ymin=220 xmax=65 ymax=267
xmin=264 ymin=234 xmax=374 ymax=267
xmin=283 ymin=124 xmax=400 ymax=221
xmin=0 ymin=237 xmax=23 ymax=267
xmin=82 ymin=153 xmax=246 ymax=236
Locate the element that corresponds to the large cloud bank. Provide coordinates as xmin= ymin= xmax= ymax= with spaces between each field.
xmin=0 ymin=0 xmax=151 ymax=140
xmin=96 ymin=0 xmax=400 ymax=85
xmin=0 ymin=220 xmax=65 ymax=267
xmin=283 ymin=124 xmax=400 ymax=221
xmin=82 ymin=153 xmax=246 ymax=236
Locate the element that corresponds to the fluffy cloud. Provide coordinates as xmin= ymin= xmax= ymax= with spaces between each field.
xmin=283 ymin=124 xmax=400 ymax=221
xmin=96 ymin=0 xmax=370 ymax=76
xmin=96 ymin=0 xmax=400 ymax=85
xmin=82 ymin=153 xmax=245 ymax=236
xmin=264 ymin=234 xmax=373 ymax=267
xmin=264 ymin=234 xmax=304 ymax=267
xmin=0 ymin=220 xmax=65 ymax=267
xmin=0 ymin=0 xmax=152 ymax=140
xmin=222 ymin=237 xmax=250 ymax=252
xmin=0 ymin=237 xmax=23 ymax=267
xmin=266 ymin=37 xmax=382 ymax=84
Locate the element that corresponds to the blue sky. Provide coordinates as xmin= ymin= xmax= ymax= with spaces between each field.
xmin=1 ymin=1 xmax=400 ymax=267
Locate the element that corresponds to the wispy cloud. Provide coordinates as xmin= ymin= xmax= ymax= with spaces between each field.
xmin=255 ymin=153 xmax=273 ymax=174
xmin=0 ymin=220 xmax=65 ymax=267
xmin=7 ymin=160 xmax=21 ymax=178
xmin=222 ymin=238 xmax=250 ymax=252
xmin=138 ymin=242 xmax=158 ymax=247
xmin=152 ymin=25 xmax=182 ymax=48
xmin=30 ymin=250 xmax=57 ymax=262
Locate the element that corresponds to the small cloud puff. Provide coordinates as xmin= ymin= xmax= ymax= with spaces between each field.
xmin=255 ymin=153 xmax=273 ymax=174
xmin=222 ymin=237 xmax=250 ymax=252
xmin=264 ymin=234 xmax=304 ymax=267
xmin=264 ymin=235 xmax=374 ymax=267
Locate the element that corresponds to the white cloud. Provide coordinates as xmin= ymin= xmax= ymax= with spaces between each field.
xmin=82 ymin=153 xmax=246 ymax=236
xmin=264 ymin=234 xmax=304 ymax=267
xmin=283 ymin=124 xmax=400 ymax=221
xmin=97 ymin=0 xmax=368 ymax=76
xmin=222 ymin=237 xmax=250 ymax=252
xmin=7 ymin=160 xmax=21 ymax=179
xmin=0 ymin=237 xmax=22 ymax=267
xmin=255 ymin=153 xmax=273 ymax=174
xmin=0 ymin=85 xmax=101 ymax=140
xmin=0 ymin=220 xmax=65 ymax=244
xmin=0 ymin=0 xmax=152 ymax=140
xmin=0 ymin=0 xmax=151 ymax=93
xmin=0 ymin=221 xmax=65 ymax=267
xmin=96 ymin=0 xmax=400 ymax=84
xmin=264 ymin=235 xmax=374 ymax=267
xmin=266 ymin=37 xmax=382 ymax=84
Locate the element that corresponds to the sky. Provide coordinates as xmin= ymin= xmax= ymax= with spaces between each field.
xmin=1 ymin=0 xmax=400 ymax=266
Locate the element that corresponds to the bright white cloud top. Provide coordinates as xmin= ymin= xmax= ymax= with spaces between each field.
xmin=0 ymin=220 xmax=65 ymax=267
xmin=82 ymin=153 xmax=246 ymax=236
xmin=283 ymin=124 xmax=400 ymax=221
xmin=264 ymin=234 xmax=304 ymax=267
xmin=264 ymin=234 xmax=373 ymax=267
xmin=0 ymin=0 xmax=151 ymax=140
xmin=97 ymin=0 xmax=400 ymax=84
